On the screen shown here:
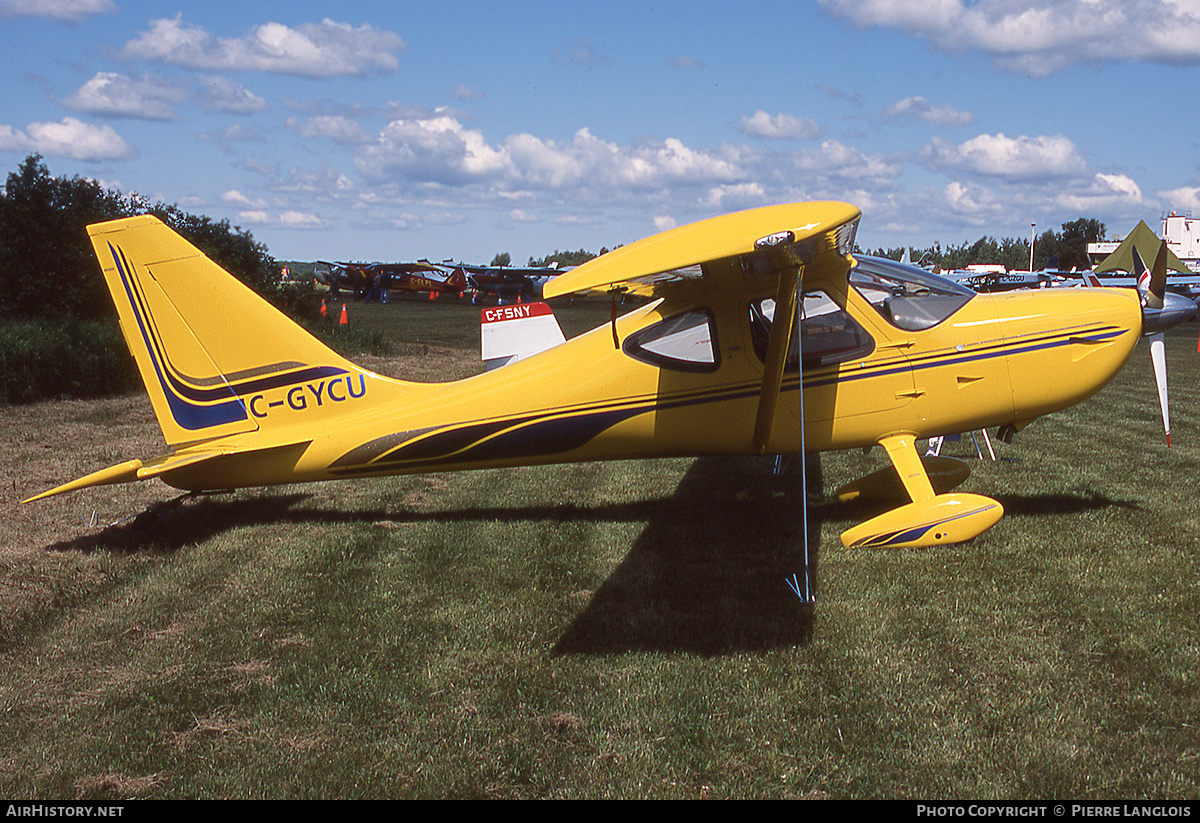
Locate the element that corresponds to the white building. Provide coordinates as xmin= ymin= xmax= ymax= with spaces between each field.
xmin=1162 ymin=213 xmax=1200 ymax=271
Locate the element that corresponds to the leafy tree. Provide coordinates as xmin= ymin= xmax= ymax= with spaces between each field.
xmin=145 ymin=201 xmax=282 ymax=305
xmin=528 ymin=248 xmax=605 ymax=268
xmin=489 ymin=252 xmax=512 ymax=267
xmin=0 ymin=155 xmax=291 ymax=322
xmin=1056 ymin=218 xmax=1106 ymax=271
xmin=0 ymin=155 xmax=131 ymax=321
xmin=0 ymin=155 xmax=316 ymax=402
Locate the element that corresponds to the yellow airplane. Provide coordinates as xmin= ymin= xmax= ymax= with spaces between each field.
xmin=23 ymin=202 xmax=1176 ymax=554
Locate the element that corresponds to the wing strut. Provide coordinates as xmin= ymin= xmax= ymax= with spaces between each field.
xmin=753 ymin=265 xmax=816 ymax=604
xmin=752 ymin=267 xmax=799 ymax=454
xmin=794 ymin=278 xmax=815 ymax=604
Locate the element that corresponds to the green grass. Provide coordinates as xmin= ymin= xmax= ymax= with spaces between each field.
xmin=3 ymin=309 xmax=1200 ymax=799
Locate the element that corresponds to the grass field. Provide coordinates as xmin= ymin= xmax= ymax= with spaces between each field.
xmin=3 ymin=297 xmax=1200 ymax=799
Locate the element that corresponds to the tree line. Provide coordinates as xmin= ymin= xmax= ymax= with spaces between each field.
xmin=864 ymin=218 xmax=1107 ymax=273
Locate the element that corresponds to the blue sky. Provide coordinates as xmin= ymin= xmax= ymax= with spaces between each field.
xmin=4 ymin=0 xmax=1200 ymax=265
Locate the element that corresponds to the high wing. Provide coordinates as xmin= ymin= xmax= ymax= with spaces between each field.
xmin=366 ymin=261 xmax=466 ymax=295
xmin=544 ymin=202 xmax=861 ymax=300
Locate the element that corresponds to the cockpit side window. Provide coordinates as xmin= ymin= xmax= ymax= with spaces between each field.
xmin=748 ymin=288 xmax=874 ymax=371
xmin=623 ymin=309 xmax=719 ymax=372
xmin=850 ymin=255 xmax=974 ymax=331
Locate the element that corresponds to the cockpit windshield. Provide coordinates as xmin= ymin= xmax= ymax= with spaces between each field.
xmin=850 ymin=255 xmax=975 ymax=331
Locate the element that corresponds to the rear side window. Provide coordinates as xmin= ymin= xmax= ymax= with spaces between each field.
xmin=748 ymin=289 xmax=874 ymax=370
xmin=623 ymin=309 xmax=719 ymax=372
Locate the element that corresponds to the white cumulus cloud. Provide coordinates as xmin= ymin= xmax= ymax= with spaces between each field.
xmin=704 ymin=182 xmax=766 ymax=209
xmin=220 ymin=189 xmax=268 ymax=209
xmin=943 ymin=181 xmax=1006 ymax=222
xmin=738 ymin=110 xmax=824 ymax=140
xmin=236 ymin=209 xmax=327 ymax=229
xmin=792 ymin=140 xmax=902 ymax=186
xmin=819 ymin=0 xmax=1200 ymax=74
xmin=288 ymin=115 xmax=371 ymax=145
xmin=883 ymin=97 xmax=975 ymax=127
xmin=194 ymin=75 xmax=268 ymax=114
xmin=64 ymin=72 xmax=188 ymax=121
xmin=919 ymin=133 xmax=1088 ymax=180
xmin=122 ymin=16 xmax=406 ymax=78
xmin=64 ymin=72 xmax=268 ymax=120
xmin=0 ymin=116 xmax=133 ymax=160
xmin=1160 ymin=185 xmax=1200 ymax=213
xmin=0 ymin=0 xmax=115 ymax=21
xmin=1054 ymin=173 xmax=1148 ymax=214
xmin=354 ymin=115 xmax=745 ymax=197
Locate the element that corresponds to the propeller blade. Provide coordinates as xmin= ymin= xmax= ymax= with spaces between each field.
xmin=1149 ymin=332 xmax=1170 ymax=446
xmin=1151 ymin=239 xmax=1169 ymax=307
xmin=1135 ymin=240 xmax=1169 ymax=310
xmin=1134 ymin=246 xmax=1153 ymax=304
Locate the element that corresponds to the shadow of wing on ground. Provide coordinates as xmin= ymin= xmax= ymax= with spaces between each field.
xmin=45 ymin=493 xmax=316 ymax=553
xmin=42 ymin=483 xmax=701 ymax=555
xmin=554 ymin=455 xmax=822 ymax=657
xmin=992 ymin=490 xmax=1142 ymax=517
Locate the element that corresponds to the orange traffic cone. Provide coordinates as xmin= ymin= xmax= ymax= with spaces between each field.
xmin=320 ymin=300 xmax=327 ymax=318
xmin=340 ymin=304 xmax=348 ymax=326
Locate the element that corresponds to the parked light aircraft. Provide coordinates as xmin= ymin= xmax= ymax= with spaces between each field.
xmin=318 ymin=260 xmax=468 ymax=299
xmin=949 ymin=269 xmax=1062 ymax=292
xmin=23 ymin=202 xmax=1187 ymax=554
xmin=447 ymin=262 xmax=567 ymax=303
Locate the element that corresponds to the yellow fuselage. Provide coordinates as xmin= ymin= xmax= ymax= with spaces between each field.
xmin=162 ymin=277 xmax=1142 ymax=493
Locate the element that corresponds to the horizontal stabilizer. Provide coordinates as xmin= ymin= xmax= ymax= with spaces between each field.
xmin=21 ymin=450 xmax=227 ymax=503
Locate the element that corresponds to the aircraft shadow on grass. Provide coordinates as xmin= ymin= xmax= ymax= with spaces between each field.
xmin=552 ymin=455 xmax=822 ymax=656
xmin=992 ymin=490 xmax=1142 ymax=517
xmin=46 ymin=456 xmax=1140 ymax=655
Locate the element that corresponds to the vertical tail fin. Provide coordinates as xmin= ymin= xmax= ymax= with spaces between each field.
xmin=89 ymin=215 xmax=364 ymax=448
xmin=479 ymin=301 xmax=565 ymax=370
